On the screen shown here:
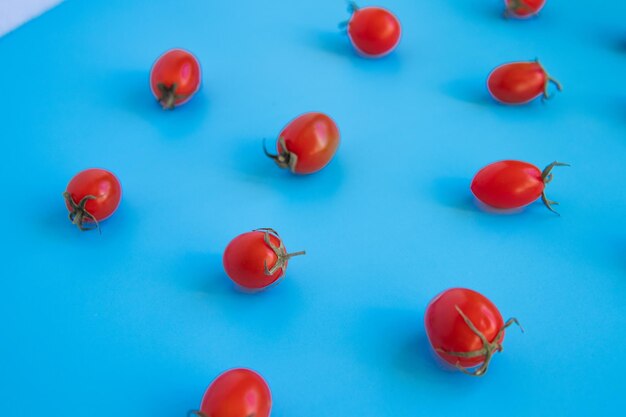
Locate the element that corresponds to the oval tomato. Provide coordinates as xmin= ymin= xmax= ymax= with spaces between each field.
xmin=264 ymin=112 xmax=340 ymax=175
xmin=425 ymin=288 xmax=521 ymax=377
xmin=223 ymin=229 xmax=305 ymax=290
xmin=487 ymin=60 xmax=561 ymax=104
xmin=470 ymin=160 xmax=568 ymax=214
xmin=190 ymin=368 xmax=272 ymax=417
xmin=63 ymin=168 xmax=122 ymax=232
xmin=504 ymin=0 xmax=546 ymax=18
xmin=346 ymin=4 xmax=401 ymax=57
xmin=150 ymin=48 xmax=201 ymax=110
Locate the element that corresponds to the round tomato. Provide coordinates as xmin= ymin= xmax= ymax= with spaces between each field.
xmin=470 ymin=160 xmax=568 ymax=214
xmin=150 ymin=48 xmax=201 ymax=110
xmin=425 ymin=288 xmax=521 ymax=377
xmin=223 ymin=229 xmax=305 ymax=290
xmin=63 ymin=168 xmax=122 ymax=232
xmin=190 ymin=368 xmax=272 ymax=417
xmin=504 ymin=0 xmax=546 ymax=18
xmin=487 ymin=60 xmax=561 ymax=104
xmin=264 ymin=112 xmax=340 ymax=175
xmin=346 ymin=3 xmax=401 ymax=57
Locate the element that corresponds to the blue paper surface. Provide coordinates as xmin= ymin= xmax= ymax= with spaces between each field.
xmin=0 ymin=1 xmax=625 ymax=416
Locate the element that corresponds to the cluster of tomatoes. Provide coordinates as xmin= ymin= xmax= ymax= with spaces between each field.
xmin=60 ymin=0 xmax=567 ymax=415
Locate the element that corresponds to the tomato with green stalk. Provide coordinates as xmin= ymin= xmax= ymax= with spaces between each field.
xmin=471 ymin=160 xmax=569 ymax=214
xmin=264 ymin=112 xmax=340 ymax=175
xmin=487 ymin=60 xmax=562 ymax=104
xmin=150 ymin=48 xmax=201 ymax=110
xmin=63 ymin=168 xmax=122 ymax=232
xmin=223 ymin=228 xmax=305 ymax=290
xmin=425 ymin=288 xmax=523 ymax=377
xmin=343 ymin=2 xmax=401 ymax=57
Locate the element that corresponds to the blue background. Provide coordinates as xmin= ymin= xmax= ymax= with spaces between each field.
xmin=1 ymin=0 xmax=625 ymax=416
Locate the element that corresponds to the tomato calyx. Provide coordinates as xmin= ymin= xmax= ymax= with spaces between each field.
xmin=263 ymin=137 xmax=298 ymax=173
xmin=540 ymin=161 xmax=570 ymax=215
xmin=256 ymin=228 xmax=306 ymax=276
xmin=156 ymin=82 xmax=190 ymax=110
xmin=436 ymin=305 xmax=522 ymax=377
xmin=339 ymin=2 xmax=359 ymax=29
xmin=62 ymin=192 xmax=101 ymax=233
xmin=534 ymin=59 xmax=562 ymax=102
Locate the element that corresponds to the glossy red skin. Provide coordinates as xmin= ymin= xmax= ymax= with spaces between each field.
xmin=150 ymin=49 xmax=201 ymax=106
xmin=199 ymin=368 xmax=272 ymax=417
xmin=487 ymin=61 xmax=547 ymax=104
xmin=223 ymin=231 xmax=287 ymax=290
xmin=65 ymin=168 xmax=122 ymax=222
xmin=425 ymin=288 xmax=505 ymax=368
xmin=348 ymin=7 xmax=401 ymax=57
xmin=505 ymin=0 xmax=546 ymax=18
xmin=277 ymin=112 xmax=340 ymax=175
xmin=471 ymin=160 xmax=544 ymax=209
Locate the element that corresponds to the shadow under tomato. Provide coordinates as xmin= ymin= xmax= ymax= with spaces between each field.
xmin=305 ymin=29 xmax=403 ymax=74
xmin=144 ymin=380 xmax=203 ymax=417
xmin=349 ymin=306 xmax=478 ymax=391
xmin=440 ymin=77 xmax=493 ymax=107
xmin=575 ymin=95 xmax=626 ymax=128
xmin=592 ymin=27 xmax=626 ymax=54
xmin=398 ymin=328 xmax=441 ymax=373
xmin=173 ymin=250 xmax=281 ymax=298
xmin=177 ymin=250 xmax=228 ymax=295
xmin=431 ymin=177 xmax=559 ymax=218
xmin=475 ymin=196 xmax=561 ymax=217
xmin=396 ymin=330 xmax=465 ymax=379
xmin=311 ymin=28 xmax=353 ymax=57
xmin=474 ymin=200 xmax=527 ymax=215
xmin=619 ymin=238 xmax=626 ymax=273
xmin=615 ymin=97 xmax=626 ymax=125
xmin=38 ymin=198 xmax=82 ymax=239
xmin=442 ymin=0 xmax=504 ymax=23
xmin=441 ymin=76 xmax=551 ymax=112
xmin=175 ymin=249 xmax=305 ymax=336
xmin=228 ymin=137 xmax=346 ymax=203
xmin=147 ymin=91 xmax=210 ymax=140
xmin=431 ymin=177 xmax=476 ymax=212
xmin=104 ymin=68 xmax=209 ymax=139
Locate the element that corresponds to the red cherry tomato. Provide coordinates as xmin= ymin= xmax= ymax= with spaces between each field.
xmin=223 ymin=229 xmax=305 ymax=290
xmin=504 ymin=0 xmax=545 ymax=19
xmin=190 ymin=368 xmax=272 ymax=417
xmin=471 ymin=160 xmax=568 ymax=214
xmin=63 ymin=168 xmax=122 ymax=232
xmin=150 ymin=48 xmax=201 ymax=110
xmin=487 ymin=60 xmax=561 ymax=104
xmin=264 ymin=112 xmax=340 ymax=175
xmin=346 ymin=3 xmax=401 ymax=57
xmin=425 ymin=288 xmax=522 ymax=377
